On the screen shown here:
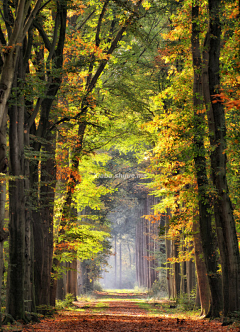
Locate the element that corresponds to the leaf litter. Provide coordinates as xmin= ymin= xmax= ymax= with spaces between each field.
xmin=17 ymin=293 xmax=240 ymax=332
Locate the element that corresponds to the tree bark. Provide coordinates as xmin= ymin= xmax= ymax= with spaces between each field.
xmin=165 ymin=209 xmax=172 ymax=299
xmin=193 ymin=220 xmax=211 ymax=316
xmin=7 ymin=64 xmax=28 ymax=321
xmin=120 ymin=241 xmax=122 ymax=288
xmin=115 ymin=234 xmax=117 ymax=287
xmin=186 ymin=259 xmax=195 ymax=297
xmin=33 ymin=132 xmax=56 ymax=307
xmin=6 ymin=27 xmax=35 ymax=319
xmin=30 ymin=2 xmax=67 ymax=308
xmin=173 ymin=240 xmax=180 ymax=298
xmin=66 ymin=259 xmax=77 ymax=299
xmin=78 ymin=260 xmax=93 ymax=294
xmin=191 ymin=1 xmax=222 ymax=317
xmin=0 ymin=108 xmax=8 ymax=327
xmin=203 ymin=0 xmax=240 ymax=315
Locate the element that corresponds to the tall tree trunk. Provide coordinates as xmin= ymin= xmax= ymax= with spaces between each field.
xmin=186 ymin=260 xmax=195 ymax=297
xmin=165 ymin=209 xmax=172 ymax=299
xmin=33 ymin=132 xmax=56 ymax=307
xmin=115 ymin=235 xmax=117 ymax=287
xmin=5 ymin=24 xmax=35 ymax=318
xmin=24 ymin=127 xmax=35 ymax=312
xmin=191 ymin=1 xmax=222 ymax=317
xmin=203 ymin=0 xmax=240 ymax=315
xmin=56 ymin=262 xmax=67 ymax=300
xmin=173 ymin=240 xmax=180 ymax=298
xmin=66 ymin=259 xmax=77 ymax=299
xmin=193 ymin=220 xmax=211 ymax=316
xmin=78 ymin=260 xmax=93 ymax=294
xmin=181 ymin=261 xmax=187 ymax=294
xmin=31 ymin=3 xmax=67 ymax=308
xmin=7 ymin=66 xmax=28 ymax=321
xmin=119 ymin=241 xmax=122 ymax=288
xmin=127 ymin=242 xmax=132 ymax=269
xmin=180 ymin=235 xmax=187 ymax=295
xmin=135 ymin=201 xmax=148 ymax=288
xmin=135 ymin=222 xmax=139 ymax=286
xmin=0 ymin=109 xmax=8 ymax=327
xmin=195 ymin=283 xmax=201 ymax=308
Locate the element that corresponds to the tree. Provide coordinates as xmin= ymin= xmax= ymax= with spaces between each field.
xmin=191 ymin=0 xmax=222 ymax=316
xmin=0 ymin=110 xmax=8 ymax=327
xmin=30 ymin=0 xmax=67 ymax=308
xmin=0 ymin=0 xmax=42 ymax=127
xmin=203 ymin=0 xmax=240 ymax=315
xmin=2 ymin=0 xmax=67 ymax=320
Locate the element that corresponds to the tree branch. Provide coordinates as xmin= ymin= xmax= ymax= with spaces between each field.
xmin=37 ymin=0 xmax=52 ymax=14
xmin=96 ymin=0 xmax=109 ymax=47
xmin=27 ymin=97 xmax=44 ymax=129
xmin=48 ymin=106 xmax=88 ymax=131
xmin=33 ymin=20 xmax=51 ymax=51
xmin=22 ymin=0 xmax=43 ymax=39
xmin=76 ymin=10 xmax=95 ymax=30
xmin=87 ymin=0 xmax=143 ymax=93
xmin=47 ymin=7 xmax=60 ymax=61
xmin=23 ymin=27 xmax=33 ymax=71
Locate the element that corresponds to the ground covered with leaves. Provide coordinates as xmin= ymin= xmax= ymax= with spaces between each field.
xmin=5 ymin=291 xmax=240 ymax=331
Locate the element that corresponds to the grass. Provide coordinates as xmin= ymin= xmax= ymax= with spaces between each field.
xmin=77 ymin=293 xmax=96 ymax=302
xmin=95 ymin=302 xmax=109 ymax=308
xmin=104 ymin=288 xmax=147 ymax=294
xmin=136 ymin=301 xmax=201 ymax=318
xmin=92 ymin=302 xmax=109 ymax=313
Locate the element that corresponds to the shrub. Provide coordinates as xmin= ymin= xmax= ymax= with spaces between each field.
xmin=93 ymin=281 xmax=103 ymax=292
xmin=148 ymin=278 xmax=168 ymax=299
xmin=178 ymin=289 xmax=196 ymax=311
xmin=56 ymin=293 xmax=75 ymax=310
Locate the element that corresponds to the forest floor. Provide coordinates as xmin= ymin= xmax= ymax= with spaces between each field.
xmin=4 ymin=291 xmax=240 ymax=332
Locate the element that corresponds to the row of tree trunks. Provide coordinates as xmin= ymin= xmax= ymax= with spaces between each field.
xmin=4 ymin=1 xmax=67 ymax=318
xmin=135 ymin=196 xmax=149 ymax=288
xmin=135 ymin=195 xmax=162 ymax=289
xmin=56 ymin=260 xmax=78 ymax=300
xmin=78 ymin=260 xmax=93 ymax=294
xmin=56 ymin=207 xmax=92 ymax=299
xmin=165 ymin=209 xmax=197 ymax=301
xmin=165 ymin=210 xmax=172 ymax=298
xmin=56 ymin=258 xmax=95 ymax=300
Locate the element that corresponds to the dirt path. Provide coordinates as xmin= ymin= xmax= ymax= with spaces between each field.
xmin=19 ymin=293 xmax=240 ymax=331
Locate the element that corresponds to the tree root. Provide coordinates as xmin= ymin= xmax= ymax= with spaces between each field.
xmin=26 ymin=312 xmax=40 ymax=322
xmin=2 ymin=313 xmax=16 ymax=325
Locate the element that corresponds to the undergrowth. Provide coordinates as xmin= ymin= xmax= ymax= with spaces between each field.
xmin=56 ymin=293 xmax=76 ymax=310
